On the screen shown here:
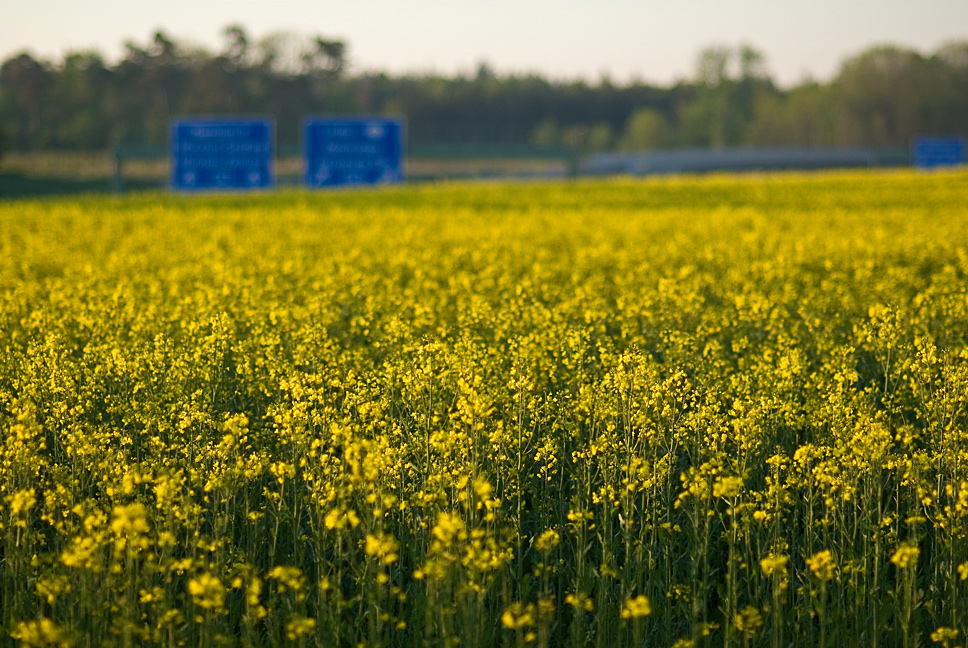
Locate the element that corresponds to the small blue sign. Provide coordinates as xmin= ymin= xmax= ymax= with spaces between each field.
xmin=914 ymin=136 xmax=966 ymax=169
xmin=171 ymin=118 xmax=273 ymax=190
xmin=304 ymin=118 xmax=403 ymax=187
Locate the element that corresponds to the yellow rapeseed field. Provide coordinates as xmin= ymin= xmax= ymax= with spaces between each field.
xmin=2 ymin=170 xmax=968 ymax=648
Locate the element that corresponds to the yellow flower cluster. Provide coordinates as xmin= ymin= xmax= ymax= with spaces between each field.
xmin=806 ymin=550 xmax=837 ymax=582
xmin=621 ymin=594 xmax=652 ymax=619
xmin=891 ymin=544 xmax=920 ymax=570
xmin=0 ymin=170 xmax=967 ymax=647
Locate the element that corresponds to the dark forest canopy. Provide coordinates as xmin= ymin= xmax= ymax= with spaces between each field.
xmin=1 ymin=25 xmax=966 ymax=154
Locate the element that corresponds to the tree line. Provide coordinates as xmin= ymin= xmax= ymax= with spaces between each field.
xmin=1 ymin=26 xmax=966 ymax=155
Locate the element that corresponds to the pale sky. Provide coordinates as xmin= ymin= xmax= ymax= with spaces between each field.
xmin=3 ymin=0 xmax=967 ymax=86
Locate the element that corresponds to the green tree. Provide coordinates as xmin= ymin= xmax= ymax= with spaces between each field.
xmin=680 ymin=44 xmax=775 ymax=148
xmin=695 ymin=44 xmax=732 ymax=87
xmin=586 ymin=122 xmax=614 ymax=151
xmin=302 ymin=37 xmax=346 ymax=78
xmin=222 ymin=24 xmax=249 ymax=69
xmin=529 ymin=118 xmax=559 ymax=148
xmin=746 ymin=82 xmax=836 ymax=147
xmin=617 ymin=108 xmax=670 ymax=150
xmin=833 ymin=45 xmax=947 ymax=146
xmin=46 ymin=51 xmax=114 ymax=148
xmin=0 ymin=53 xmax=51 ymax=150
xmin=3 ymin=30 xmax=967 ymax=155
xmin=931 ymin=41 xmax=968 ymax=134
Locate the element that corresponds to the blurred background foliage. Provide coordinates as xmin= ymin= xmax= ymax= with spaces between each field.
xmin=0 ymin=26 xmax=966 ymax=156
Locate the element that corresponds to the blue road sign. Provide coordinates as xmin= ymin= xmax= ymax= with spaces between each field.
xmin=171 ymin=118 xmax=274 ymax=190
xmin=914 ymin=136 xmax=966 ymax=169
xmin=304 ymin=118 xmax=403 ymax=187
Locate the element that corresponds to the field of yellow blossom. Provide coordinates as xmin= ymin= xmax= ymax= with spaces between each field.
xmin=2 ymin=169 xmax=968 ymax=648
